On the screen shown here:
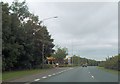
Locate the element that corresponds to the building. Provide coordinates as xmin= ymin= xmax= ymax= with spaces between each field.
xmin=64 ymin=55 xmax=72 ymax=65
xmin=47 ymin=57 xmax=56 ymax=65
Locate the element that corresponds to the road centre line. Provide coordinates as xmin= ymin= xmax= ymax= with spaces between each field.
xmin=48 ymin=75 xmax=52 ymax=77
xmin=42 ymin=76 xmax=47 ymax=79
xmin=90 ymin=73 xmax=95 ymax=79
xmin=52 ymin=70 xmax=67 ymax=76
xmin=52 ymin=73 xmax=56 ymax=75
xmin=88 ymin=71 xmax=95 ymax=79
xmin=24 ymin=83 xmax=30 ymax=84
xmin=63 ymin=70 xmax=66 ymax=71
xmin=34 ymin=78 xmax=40 ymax=81
xmin=91 ymin=75 xmax=95 ymax=79
xmin=58 ymin=72 xmax=61 ymax=73
xmin=56 ymin=72 xmax=60 ymax=74
xmin=34 ymin=68 xmax=74 ymax=82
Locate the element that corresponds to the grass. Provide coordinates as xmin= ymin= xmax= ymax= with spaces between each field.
xmin=2 ymin=68 xmax=50 ymax=81
xmin=97 ymin=66 xmax=119 ymax=75
xmin=58 ymin=64 xmax=80 ymax=67
xmin=0 ymin=72 xmax=2 ymax=82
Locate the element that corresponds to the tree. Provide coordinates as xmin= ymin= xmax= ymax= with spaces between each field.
xmin=98 ymin=55 xmax=120 ymax=71
xmin=2 ymin=0 xmax=54 ymax=71
xmin=2 ymin=2 xmax=20 ymax=71
xmin=70 ymin=56 xmax=99 ymax=66
xmin=71 ymin=55 xmax=81 ymax=65
xmin=53 ymin=47 xmax=68 ymax=64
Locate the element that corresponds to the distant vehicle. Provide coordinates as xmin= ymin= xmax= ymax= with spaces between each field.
xmin=82 ymin=64 xmax=87 ymax=67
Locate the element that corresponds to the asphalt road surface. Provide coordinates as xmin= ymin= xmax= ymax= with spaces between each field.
xmin=4 ymin=66 xmax=118 ymax=83
xmin=35 ymin=66 xmax=118 ymax=82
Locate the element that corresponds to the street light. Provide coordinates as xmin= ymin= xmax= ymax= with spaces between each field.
xmin=33 ymin=16 xmax=58 ymax=69
xmin=40 ymin=16 xmax=58 ymax=26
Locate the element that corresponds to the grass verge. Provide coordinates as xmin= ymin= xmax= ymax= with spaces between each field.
xmin=97 ymin=66 xmax=119 ymax=75
xmin=0 ymin=73 xmax=2 ymax=81
xmin=2 ymin=68 xmax=50 ymax=81
xmin=59 ymin=64 xmax=80 ymax=67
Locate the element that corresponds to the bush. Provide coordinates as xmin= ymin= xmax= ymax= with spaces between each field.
xmin=43 ymin=64 xmax=54 ymax=69
xmin=98 ymin=55 xmax=120 ymax=71
xmin=58 ymin=64 xmax=78 ymax=67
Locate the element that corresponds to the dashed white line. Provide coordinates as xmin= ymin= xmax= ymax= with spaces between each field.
xmin=61 ymin=71 xmax=64 ymax=72
xmin=56 ymin=72 xmax=60 ymax=74
xmin=88 ymin=71 xmax=95 ymax=79
xmin=24 ymin=83 xmax=30 ymax=84
xmin=48 ymin=75 xmax=52 ymax=77
xmin=91 ymin=75 xmax=94 ymax=79
xmin=34 ymin=68 xmax=74 ymax=82
xmin=34 ymin=79 xmax=40 ymax=81
xmin=58 ymin=72 xmax=62 ymax=73
xmin=69 ymin=68 xmax=73 ymax=69
xmin=42 ymin=76 xmax=47 ymax=79
xmin=52 ymin=73 xmax=56 ymax=75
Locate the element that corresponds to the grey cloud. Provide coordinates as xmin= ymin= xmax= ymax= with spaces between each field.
xmin=27 ymin=2 xmax=118 ymax=60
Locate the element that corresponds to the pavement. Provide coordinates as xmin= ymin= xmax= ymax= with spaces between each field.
xmin=2 ymin=66 xmax=119 ymax=83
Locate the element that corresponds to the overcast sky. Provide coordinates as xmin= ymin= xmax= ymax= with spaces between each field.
xmin=4 ymin=0 xmax=118 ymax=61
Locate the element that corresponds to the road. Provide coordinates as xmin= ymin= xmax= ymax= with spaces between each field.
xmin=37 ymin=66 xmax=118 ymax=82
xmin=3 ymin=66 xmax=118 ymax=84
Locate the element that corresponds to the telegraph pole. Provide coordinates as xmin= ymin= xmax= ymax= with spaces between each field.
xmin=33 ymin=16 xmax=58 ymax=69
xmin=71 ymin=40 xmax=73 ymax=67
xmin=40 ymin=16 xmax=58 ymax=69
xmin=42 ymin=44 xmax=44 ymax=68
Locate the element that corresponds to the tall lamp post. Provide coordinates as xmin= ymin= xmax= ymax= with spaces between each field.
xmin=40 ymin=16 xmax=58 ymax=26
xmin=33 ymin=16 xmax=58 ymax=69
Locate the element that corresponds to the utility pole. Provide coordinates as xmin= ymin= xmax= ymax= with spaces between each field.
xmin=40 ymin=16 xmax=58 ymax=69
xmin=42 ymin=44 xmax=45 ymax=68
xmin=33 ymin=16 xmax=58 ymax=69
xmin=71 ymin=40 xmax=73 ymax=67
xmin=78 ymin=56 xmax=79 ymax=66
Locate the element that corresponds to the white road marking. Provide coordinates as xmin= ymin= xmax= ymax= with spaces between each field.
xmin=56 ymin=72 xmax=60 ymax=74
xmin=58 ymin=72 xmax=62 ymax=73
xmin=42 ymin=76 xmax=47 ymax=79
xmin=88 ymin=71 xmax=95 ymax=79
xmin=49 ymin=68 xmax=74 ymax=77
xmin=34 ymin=68 xmax=74 ymax=82
xmin=91 ymin=75 xmax=95 ymax=79
xmin=63 ymin=70 xmax=66 ymax=71
xmin=61 ymin=71 xmax=64 ymax=72
xmin=48 ymin=75 xmax=52 ymax=77
xmin=34 ymin=79 xmax=40 ymax=81
xmin=69 ymin=68 xmax=73 ymax=69
xmin=24 ymin=83 xmax=30 ymax=84
xmin=53 ymin=73 xmax=55 ymax=75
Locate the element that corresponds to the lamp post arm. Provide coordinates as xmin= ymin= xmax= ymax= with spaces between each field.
xmin=42 ymin=16 xmax=58 ymax=21
xmin=40 ymin=16 xmax=58 ymax=24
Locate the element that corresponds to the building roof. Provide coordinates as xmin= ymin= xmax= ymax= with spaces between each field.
xmin=47 ymin=57 xmax=56 ymax=61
